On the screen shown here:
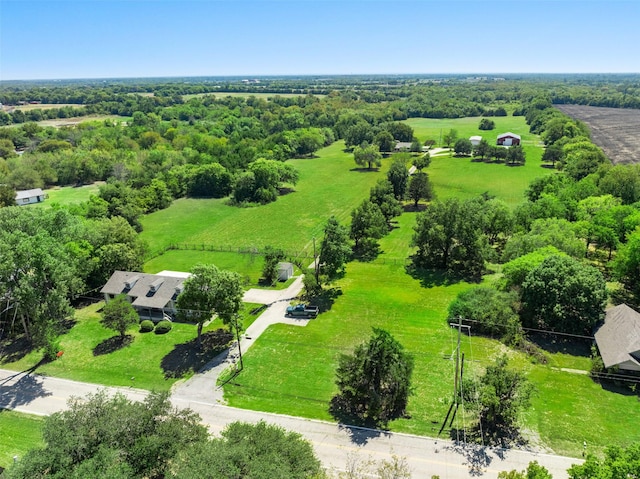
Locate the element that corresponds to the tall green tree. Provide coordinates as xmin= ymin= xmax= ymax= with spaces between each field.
xmin=467 ymin=355 xmax=534 ymax=441
xmin=319 ymin=216 xmax=351 ymax=280
xmin=454 ymin=138 xmax=473 ymax=156
xmin=349 ymin=199 xmax=387 ymax=253
xmin=412 ymin=197 xmax=486 ymax=278
xmin=331 ymin=328 xmax=414 ymax=425
xmin=369 ymin=179 xmax=402 ymax=226
xmin=262 ymin=245 xmax=286 ymax=285
xmin=0 ymin=184 xmax=16 ymax=207
xmin=412 ymin=152 xmax=431 ymax=171
xmin=407 ymin=171 xmax=433 ymax=207
xmin=353 ymin=142 xmax=382 ymax=170
xmin=170 ymin=421 xmax=323 ymax=479
xmin=521 ymin=255 xmax=607 ymax=334
xmin=176 ymin=264 xmax=244 ymax=346
xmin=101 ymin=294 xmax=139 ymax=338
xmin=5 ymin=391 xmax=208 ymax=479
xmin=386 ymin=158 xmax=410 ymax=200
xmin=443 ymin=128 xmax=458 ymax=148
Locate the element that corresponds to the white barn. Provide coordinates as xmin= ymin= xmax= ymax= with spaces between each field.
xmin=15 ymin=188 xmax=46 ymax=205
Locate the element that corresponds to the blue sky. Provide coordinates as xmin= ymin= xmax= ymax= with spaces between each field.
xmin=1 ymin=0 xmax=639 ymax=80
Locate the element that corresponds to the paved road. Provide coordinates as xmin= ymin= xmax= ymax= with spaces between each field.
xmin=0 ymin=367 xmax=580 ymax=478
xmin=0 ymin=273 xmax=582 ymax=478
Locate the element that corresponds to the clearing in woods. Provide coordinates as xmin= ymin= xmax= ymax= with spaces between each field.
xmin=554 ymin=104 xmax=640 ymax=165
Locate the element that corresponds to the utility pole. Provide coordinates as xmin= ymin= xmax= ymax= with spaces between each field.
xmin=234 ymin=315 xmax=244 ymax=372
xmin=313 ymin=236 xmax=319 ymax=283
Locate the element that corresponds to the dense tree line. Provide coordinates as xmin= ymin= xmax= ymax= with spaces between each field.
xmin=0 ymin=207 xmax=146 ymax=356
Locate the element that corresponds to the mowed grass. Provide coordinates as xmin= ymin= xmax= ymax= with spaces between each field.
xmin=0 ymin=410 xmax=44 ymax=469
xmin=406 ymin=116 xmax=550 ymax=206
xmin=32 ymin=183 xmax=101 ymax=207
xmin=222 ymin=214 xmax=502 ymax=430
xmin=140 ymin=141 xmax=387 ymax=255
xmin=223 ymin=211 xmax=640 ymax=455
xmin=0 ymin=301 xmax=256 ymax=390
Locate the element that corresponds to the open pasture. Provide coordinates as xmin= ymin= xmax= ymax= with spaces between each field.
xmin=555 ymin=104 xmax=640 ymax=165
xmin=9 ymin=103 xmax=85 ymax=111
xmin=34 ymin=183 xmax=101 ymax=207
xmin=141 ymin=141 xmax=388 ymax=257
xmin=223 ymin=210 xmax=640 ymax=456
xmin=406 ymin=116 xmax=549 ymax=206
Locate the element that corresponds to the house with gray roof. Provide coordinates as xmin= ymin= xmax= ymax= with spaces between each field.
xmin=15 ymin=188 xmax=46 ymax=205
xmin=594 ymin=303 xmax=640 ymax=371
xmin=100 ymin=271 xmax=188 ymax=321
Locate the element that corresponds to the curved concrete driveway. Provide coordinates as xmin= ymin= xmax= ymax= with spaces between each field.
xmin=172 ymin=275 xmax=309 ymax=403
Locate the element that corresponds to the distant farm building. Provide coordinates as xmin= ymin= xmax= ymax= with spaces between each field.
xmin=15 ymin=188 xmax=46 ymax=205
xmin=594 ymin=303 xmax=640 ymax=372
xmin=277 ymin=262 xmax=294 ymax=281
xmin=470 ymin=136 xmax=482 ymax=146
xmin=496 ymin=132 xmax=521 ymax=146
xmin=101 ymin=271 xmax=189 ymax=322
xmin=394 ymin=141 xmax=413 ymax=152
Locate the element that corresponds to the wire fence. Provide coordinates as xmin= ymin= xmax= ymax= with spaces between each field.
xmin=145 ymin=243 xmax=315 ymax=263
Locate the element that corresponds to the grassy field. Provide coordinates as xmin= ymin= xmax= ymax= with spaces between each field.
xmin=144 ymin=249 xmax=301 ymax=289
xmin=0 ymin=301 xmax=259 ymax=391
xmin=11 ymin=116 xmax=635 ymax=457
xmin=222 ymin=209 xmax=640 ymax=456
xmin=140 ymin=141 xmax=388 ymax=257
xmin=0 ymin=410 xmax=44 ymax=469
xmin=407 ymin=116 xmax=549 ymax=206
xmin=32 ymin=183 xmax=101 ymax=207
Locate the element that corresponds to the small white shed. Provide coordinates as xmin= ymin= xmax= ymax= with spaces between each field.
xmin=15 ymin=188 xmax=46 ymax=205
xmin=277 ymin=262 xmax=294 ymax=281
xmin=470 ymin=136 xmax=482 ymax=146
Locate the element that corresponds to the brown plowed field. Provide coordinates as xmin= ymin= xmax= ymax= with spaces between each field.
xmin=554 ymin=104 xmax=640 ymax=165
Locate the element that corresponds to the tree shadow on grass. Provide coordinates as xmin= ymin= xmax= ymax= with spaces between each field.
xmin=92 ymin=335 xmax=134 ymax=356
xmin=405 ymin=262 xmax=465 ymax=288
xmin=0 ymin=335 xmax=36 ymax=364
xmin=307 ymin=286 xmax=342 ymax=314
xmin=528 ymin=332 xmax=591 ymax=357
xmin=402 ymin=203 xmax=427 ymax=213
xmin=161 ymin=329 xmax=233 ymax=379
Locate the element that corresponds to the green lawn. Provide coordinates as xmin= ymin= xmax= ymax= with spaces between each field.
xmin=0 ymin=302 xmax=257 ymax=391
xmin=222 ymin=210 xmax=640 ymax=456
xmin=0 ymin=410 xmax=43 ymax=469
xmin=144 ymin=249 xmax=301 ymax=290
xmin=140 ymin=141 xmax=388 ymax=255
xmin=406 ymin=116 xmax=551 ymax=207
xmin=222 ymin=214 xmax=498 ymax=429
xmin=11 ymin=118 xmax=635 ymax=457
xmin=32 ymin=183 xmax=101 ymax=207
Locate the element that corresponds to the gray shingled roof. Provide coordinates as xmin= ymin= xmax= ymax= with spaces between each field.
xmin=101 ymin=271 xmax=186 ymax=310
xmin=15 ymin=188 xmax=44 ymax=200
xmin=594 ymin=304 xmax=640 ymax=370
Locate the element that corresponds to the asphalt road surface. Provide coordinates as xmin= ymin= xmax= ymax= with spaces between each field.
xmin=0 ymin=368 xmax=581 ymax=478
